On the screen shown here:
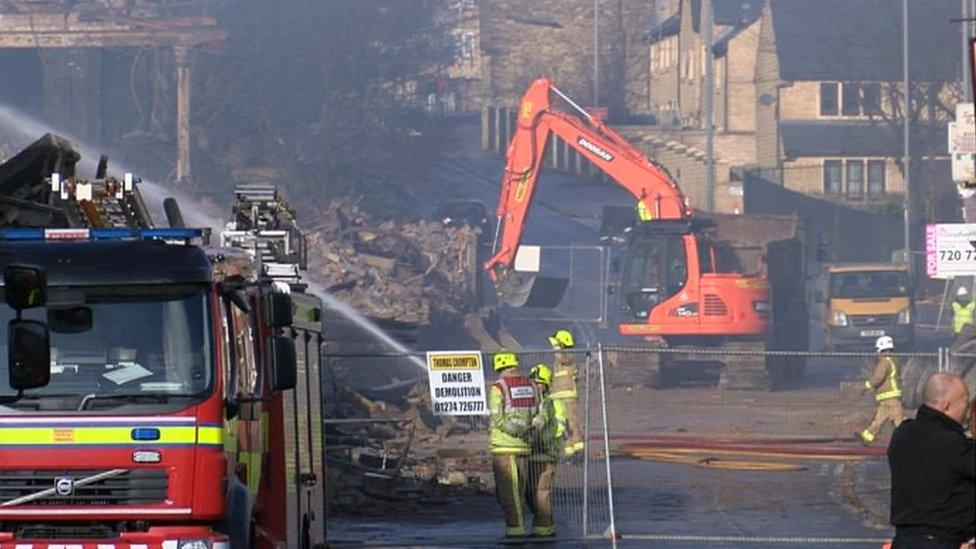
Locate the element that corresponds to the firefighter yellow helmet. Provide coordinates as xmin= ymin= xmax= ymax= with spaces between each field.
xmin=493 ymin=350 xmax=519 ymax=371
xmin=529 ymin=363 xmax=553 ymax=386
xmin=548 ymin=329 xmax=575 ymax=349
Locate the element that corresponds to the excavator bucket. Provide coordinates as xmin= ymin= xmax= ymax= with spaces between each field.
xmin=496 ymin=271 xmax=569 ymax=309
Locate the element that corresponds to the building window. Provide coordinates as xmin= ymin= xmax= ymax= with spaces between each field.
xmin=820 ymin=83 xmax=838 ymax=116
xmin=841 ymin=83 xmax=861 ymax=116
xmin=867 ymin=159 xmax=885 ymax=195
xmin=862 ymin=83 xmax=882 ymax=115
xmin=846 ymin=160 xmax=864 ymax=198
xmin=457 ymin=32 xmax=475 ymax=60
xmin=824 ymin=160 xmax=842 ymax=194
xmin=821 ymin=82 xmax=883 ymax=117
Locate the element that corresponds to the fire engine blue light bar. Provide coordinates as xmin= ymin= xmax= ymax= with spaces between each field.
xmin=0 ymin=228 xmax=44 ymax=240
xmin=0 ymin=228 xmax=204 ymax=241
xmin=139 ymin=228 xmax=205 ymax=240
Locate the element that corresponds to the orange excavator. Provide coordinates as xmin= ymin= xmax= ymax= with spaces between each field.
xmin=486 ymin=78 xmax=805 ymax=388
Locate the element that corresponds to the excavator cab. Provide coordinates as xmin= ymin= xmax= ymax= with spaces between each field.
xmin=619 ymin=223 xmax=689 ymax=322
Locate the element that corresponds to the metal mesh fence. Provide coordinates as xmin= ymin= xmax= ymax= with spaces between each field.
xmin=323 ymin=347 xmax=616 ymax=544
xmin=599 ymin=344 xmax=943 ymax=545
xmin=322 ymin=343 xmax=970 ymax=545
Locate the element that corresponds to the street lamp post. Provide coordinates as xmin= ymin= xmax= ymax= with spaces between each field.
xmin=903 ymin=0 xmax=912 ymax=274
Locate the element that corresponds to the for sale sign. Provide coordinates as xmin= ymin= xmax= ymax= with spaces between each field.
xmin=426 ymin=351 xmax=488 ymax=416
xmin=925 ymin=223 xmax=976 ymax=278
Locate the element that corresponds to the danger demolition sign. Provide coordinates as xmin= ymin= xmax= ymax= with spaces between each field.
xmin=426 ymin=351 xmax=488 ymax=416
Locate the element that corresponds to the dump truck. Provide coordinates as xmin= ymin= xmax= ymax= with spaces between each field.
xmin=486 ymin=79 xmax=809 ymax=389
xmin=0 ymin=135 xmax=327 ymax=547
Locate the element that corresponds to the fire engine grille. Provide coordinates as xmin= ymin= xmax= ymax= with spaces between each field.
xmin=849 ymin=314 xmax=896 ymax=327
xmin=703 ymin=294 xmax=728 ymax=316
xmin=0 ymin=469 xmax=167 ymax=506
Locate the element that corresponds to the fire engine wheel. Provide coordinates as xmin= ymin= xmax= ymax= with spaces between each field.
xmin=219 ymin=478 xmax=253 ymax=549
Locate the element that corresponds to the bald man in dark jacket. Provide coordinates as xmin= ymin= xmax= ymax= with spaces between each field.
xmin=887 ymin=373 xmax=974 ymax=549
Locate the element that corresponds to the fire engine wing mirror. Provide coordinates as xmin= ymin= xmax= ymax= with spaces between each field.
xmin=4 ymin=265 xmax=47 ymax=310
xmin=8 ymin=319 xmax=51 ymax=391
xmin=268 ymin=335 xmax=297 ymax=392
xmin=264 ymin=292 xmax=293 ymax=328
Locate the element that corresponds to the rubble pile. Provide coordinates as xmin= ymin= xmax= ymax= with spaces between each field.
xmin=324 ymin=382 xmax=492 ymax=515
xmin=305 ymin=200 xmax=479 ymax=323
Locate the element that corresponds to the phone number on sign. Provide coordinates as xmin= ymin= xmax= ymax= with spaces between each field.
xmin=938 ymin=249 xmax=976 ymax=261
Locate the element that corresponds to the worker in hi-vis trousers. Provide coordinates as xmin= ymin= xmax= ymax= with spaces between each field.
xmin=549 ymin=329 xmax=584 ymax=456
xmin=858 ymin=336 xmax=904 ymax=445
xmin=489 ymin=350 xmax=541 ymax=538
xmin=527 ymin=363 xmax=567 ymax=538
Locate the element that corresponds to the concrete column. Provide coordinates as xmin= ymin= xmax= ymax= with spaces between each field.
xmin=174 ymin=46 xmax=191 ymax=184
xmin=493 ymin=107 xmax=502 ymax=153
xmin=481 ymin=106 xmax=490 ymax=151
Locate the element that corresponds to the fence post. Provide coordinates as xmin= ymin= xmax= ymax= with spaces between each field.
xmin=597 ymin=343 xmax=617 ymax=544
xmin=582 ymin=349 xmax=591 ymax=537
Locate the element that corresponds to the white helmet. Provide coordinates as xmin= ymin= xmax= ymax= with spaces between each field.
xmin=957 ymin=286 xmax=969 ymax=298
xmin=875 ymin=335 xmax=894 ymax=353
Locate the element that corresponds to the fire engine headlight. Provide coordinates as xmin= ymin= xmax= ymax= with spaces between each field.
xmin=833 ymin=310 xmax=849 ymax=327
xmin=897 ymin=308 xmax=911 ymax=324
xmin=752 ymin=300 xmax=771 ymax=313
xmin=178 ymin=540 xmax=211 ymax=549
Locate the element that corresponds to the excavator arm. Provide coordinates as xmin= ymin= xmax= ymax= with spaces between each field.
xmin=485 ymin=78 xmax=690 ymax=281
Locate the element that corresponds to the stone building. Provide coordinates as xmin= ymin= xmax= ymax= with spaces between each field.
xmin=754 ymin=0 xmax=959 ymax=203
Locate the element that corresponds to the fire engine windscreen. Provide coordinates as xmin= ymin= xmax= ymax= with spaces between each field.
xmin=0 ymin=284 xmax=212 ymax=411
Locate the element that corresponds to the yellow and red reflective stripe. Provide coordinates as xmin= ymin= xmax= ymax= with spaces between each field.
xmin=0 ymin=424 xmax=223 ymax=447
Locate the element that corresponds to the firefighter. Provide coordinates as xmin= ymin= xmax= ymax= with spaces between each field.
xmin=951 ymin=286 xmax=975 ymax=336
xmin=549 ymin=329 xmax=583 ymax=456
xmin=858 ymin=336 xmax=904 ymax=445
xmin=527 ymin=363 xmax=567 ymax=538
xmin=489 ymin=350 xmax=541 ymax=538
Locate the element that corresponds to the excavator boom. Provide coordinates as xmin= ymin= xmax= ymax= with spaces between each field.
xmin=486 ymin=78 xmax=690 ymax=277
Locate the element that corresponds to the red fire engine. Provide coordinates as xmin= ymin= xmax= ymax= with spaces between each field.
xmin=0 ymin=135 xmax=326 ymax=547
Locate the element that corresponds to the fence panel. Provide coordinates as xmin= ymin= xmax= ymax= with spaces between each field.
xmin=323 ymin=348 xmax=616 ymax=545
xmin=521 ymin=245 xmax=609 ymax=323
xmin=600 ymin=345 xmax=939 ymax=545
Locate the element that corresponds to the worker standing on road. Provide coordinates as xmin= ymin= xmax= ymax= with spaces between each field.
xmin=549 ymin=329 xmax=584 ymax=456
xmin=951 ymin=286 xmax=975 ymax=337
xmin=489 ymin=350 xmax=541 ymax=538
xmin=528 ymin=363 xmax=567 ymax=538
xmin=858 ymin=336 xmax=904 ymax=445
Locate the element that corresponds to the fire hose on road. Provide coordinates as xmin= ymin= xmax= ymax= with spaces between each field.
xmin=606 ymin=433 xmax=886 ymax=471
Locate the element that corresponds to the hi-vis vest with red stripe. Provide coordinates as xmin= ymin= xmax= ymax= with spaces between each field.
xmin=494 ymin=375 xmax=539 ymax=411
xmin=489 ymin=374 xmax=540 ymax=453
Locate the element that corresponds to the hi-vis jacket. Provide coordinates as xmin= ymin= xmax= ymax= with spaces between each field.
xmin=865 ymin=355 xmax=901 ymax=402
xmin=489 ymin=373 xmax=540 ymax=454
xmin=531 ymin=395 xmax=568 ymax=462
xmin=551 ymin=350 xmax=577 ymax=400
xmin=952 ymin=300 xmax=975 ymax=334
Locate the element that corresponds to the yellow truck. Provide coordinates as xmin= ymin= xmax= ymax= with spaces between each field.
xmin=821 ymin=263 xmax=913 ymax=351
